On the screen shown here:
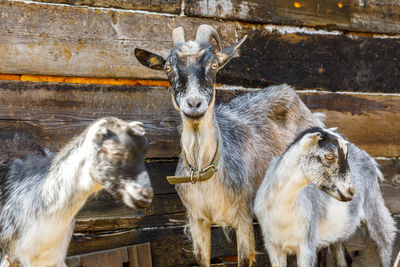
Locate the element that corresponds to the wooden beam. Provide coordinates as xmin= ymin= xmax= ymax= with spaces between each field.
xmin=185 ymin=0 xmax=400 ymax=34
xmin=2 ymin=2 xmax=400 ymax=92
xmin=0 ymin=81 xmax=398 ymax=158
xmin=0 ymin=74 xmax=170 ymax=87
xmin=0 ymin=1 xmax=235 ymax=80
xmin=300 ymin=91 xmax=400 ymax=157
xmin=68 ymin=218 xmax=400 ymax=266
xmin=220 ymin=27 xmax=400 ymax=92
xmin=34 ymin=0 xmax=181 ymax=14
xmin=73 ymin=158 xmax=400 ymax=232
xmin=0 ymin=81 xmax=179 ymax=158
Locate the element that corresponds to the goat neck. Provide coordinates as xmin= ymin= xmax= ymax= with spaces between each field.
xmin=181 ymin=107 xmax=219 ymax=171
xmin=268 ymin=150 xmax=310 ymax=207
xmin=42 ymin=133 xmax=102 ymax=217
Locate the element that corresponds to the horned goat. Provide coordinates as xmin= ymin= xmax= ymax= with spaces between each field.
xmin=134 ymin=25 xmax=326 ymax=266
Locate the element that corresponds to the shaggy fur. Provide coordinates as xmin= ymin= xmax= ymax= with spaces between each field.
xmin=0 ymin=117 xmax=153 ymax=267
xmin=254 ymin=127 xmax=397 ymax=267
xmin=175 ymin=85 xmax=323 ymax=266
xmin=135 ymin=25 xmax=323 ymax=266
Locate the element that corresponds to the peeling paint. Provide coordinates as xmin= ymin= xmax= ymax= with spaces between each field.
xmin=263 ymin=24 xmax=342 ymax=36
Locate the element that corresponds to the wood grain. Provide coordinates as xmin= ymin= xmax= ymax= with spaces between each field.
xmin=66 ymin=244 xmax=152 ymax=267
xmin=185 ymin=0 xmax=400 ymax=34
xmin=300 ymin=91 xmax=400 ymax=157
xmin=0 ymin=80 xmax=398 ymax=231
xmin=220 ymin=28 xmax=400 ymax=92
xmin=34 ymin=0 xmax=181 ymax=14
xmin=2 ymin=2 xmax=400 ymax=92
xmin=68 ymin=218 xmax=400 ymax=266
xmin=0 ymin=1 xmax=235 ymax=79
xmin=0 ymin=81 xmax=180 ymax=158
xmin=0 ymin=81 xmax=398 ymax=158
xmin=73 ymin=158 xmax=400 ymax=232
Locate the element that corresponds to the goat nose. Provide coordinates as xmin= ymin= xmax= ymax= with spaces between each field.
xmin=348 ymin=187 xmax=355 ymax=197
xmin=141 ymin=187 xmax=154 ymax=199
xmin=187 ymin=97 xmax=203 ymax=109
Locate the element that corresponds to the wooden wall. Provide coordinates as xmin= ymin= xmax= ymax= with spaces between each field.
xmin=1 ymin=0 xmax=400 ymax=266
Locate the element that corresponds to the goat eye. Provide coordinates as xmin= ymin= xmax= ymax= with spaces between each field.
xmin=211 ymin=62 xmax=218 ymax=69
xmin=325 ymin=153 xmax=335 ymax=160
xmin=165 ymin=66 xmax=172 ymax=72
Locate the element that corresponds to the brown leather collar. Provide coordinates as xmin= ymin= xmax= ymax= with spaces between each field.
xmin=167 ymin=124 xmax=222 ymax=185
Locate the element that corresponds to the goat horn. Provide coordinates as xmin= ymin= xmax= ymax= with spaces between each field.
xmin=172 ymin=27 xmax=185 ymax=45
xmin=195 ymin=24 xmax=222 ymax=51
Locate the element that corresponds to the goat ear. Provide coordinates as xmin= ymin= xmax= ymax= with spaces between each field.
xmin=129 ymin=121 xmax=145 ymax=136
xmin=302 ymin=132 xmax=322 ymax=150
xmin=134 ymin=48 xmax=166 ymax=70
xmin=215 ymin=35 xmax=247 ymax=70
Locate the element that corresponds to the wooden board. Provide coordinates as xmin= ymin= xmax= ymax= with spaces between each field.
xmin=299 ymin=91 xmax=400 ymax=157
xmin=378 ymin=158 xmax=400 ymax=215
xmin=35 ymin=0 xmax=181 ymax=14
xmin=220 ymin=28 xmax=400 ymax=92
xmin=68 ymin=224 xmax=270 ymax=266
xmin=72 ymin=158 xmax=400 ymax=232
xmin=0 ymin=81 xmax=180 ymax=158
xmin=1 ymin=2 xmax=400 ymax=92
xmin=0 ymin=1 xmax=235 ymax=79
xmin=68 ymin=219 xmax=400 ymax=267
xmin=0 ymin=81 xmax=398 ymax=158
xmin=66 ymin=243 xmax=152 ymax=267
xmin=185 ymin=0 xmax=400 ymax=34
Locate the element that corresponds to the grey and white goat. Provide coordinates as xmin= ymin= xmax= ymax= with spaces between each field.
xmin=0 ymin=117 xmax=153 ymax=267
xmin=135 ymin=25 xmax=323 ymax=266
xmin=254 ymin=127 xmax=396 ymax=267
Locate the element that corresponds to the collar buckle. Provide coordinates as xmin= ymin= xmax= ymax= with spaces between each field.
xmin=190 ymin=169 xmax=197 ymax=184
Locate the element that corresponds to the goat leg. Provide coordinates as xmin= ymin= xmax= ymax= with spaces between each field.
xmin=236 ymin=215 xmax=255 ymax=267
xmin=189 ymin=218 xmax=211 ymax=267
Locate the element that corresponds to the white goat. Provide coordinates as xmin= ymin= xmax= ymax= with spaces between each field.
xmin=254 ymin=127 xmax=396 ymax=267
xmin=0 ymin=117 xmax=153 ymax=267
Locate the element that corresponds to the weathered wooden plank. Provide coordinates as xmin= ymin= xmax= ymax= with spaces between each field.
xmin=1 ymin=2 xmax=400 ymax=92
xmin=68 ymin=224 xmax=270 ymax=266
xmin=220 ymin=28 xmax=400 ymax=92
xmin=66 ymin=244 xmax=152 ymax=267
xmin=66 ymin=247 xmax=128 ymax=267
xmin=185 ymin=0 xmax=400 ymax=34
xmin=133 ymin=243 xmax=153 ymax=267
xmin=0 ymin=81 xmax=180 ymax=158
xmin=299 ymin=91 xmax=400 ymax=157
xmin=34 ymin=0 xmax=181 ymax=14
xmin=77 ymin=193 xmax=184 ymax=220
xmin=75 ymin=212 xmax=187 ymax=232
xmin=72 ymin=157 xmax=400 ymax=232
xmin=69 ymin=219 xmax=400 ymax=266
xmin=80 ymin=249 xmax=124 ymax=267
xmin=0 ymin=1 xmax=235 ymax=79
xmin=0 ymin=81 xmax=398 ymax=157
xmin=377 ymin=158 xmax=400 ymax=215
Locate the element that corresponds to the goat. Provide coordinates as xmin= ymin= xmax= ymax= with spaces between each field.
xmin=254 ymin=127 xmax=397 ymax=267
xmin=0 ymin=117 xmax=153 ymax=267
xmin=134 ymin=25 xmax=324 ymax=266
